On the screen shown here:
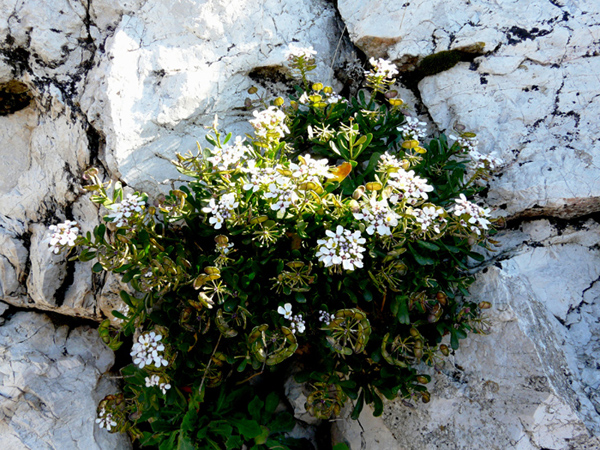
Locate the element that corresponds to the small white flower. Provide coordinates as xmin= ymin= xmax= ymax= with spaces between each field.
xmin=131 ymin=332 xmax=169 ymax=369
xmin=159 ymin=382 xmax=171 ymax=395
xmin=96 ymin=408 xmax=118 ymax=431
xmin=398 ymin=116 xmax=428 ymax=140
xmin=452 ymin=194 xmax=491 ymax=233
xmin=250 ymin=106 xmax=289 ymax=141
xmin=47 ymin=220 xmax=79 ymax=254
xmin=366 ymin=57 xmax=398 ymax=79
xmin=278 ymin=303 xmax=293 ymax=320
xmin=106 ymin=194 xmax=146 ymax=228
xmin=315 ymin=226 xmax=366 ymax=271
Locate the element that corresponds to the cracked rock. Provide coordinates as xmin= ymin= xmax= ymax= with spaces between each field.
xmin=0 ymin=311 xmax=130 ymax=449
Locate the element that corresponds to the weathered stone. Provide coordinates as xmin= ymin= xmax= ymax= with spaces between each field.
xmin=80 ymin=0 xmax=353 ymax=198
xmin=419 ymin=57 xmax=600 ymax=219
xmin=331 ymin=404 xmax=398 ymax=450
xmin=0 ymin=311 xmax=130 ymax=449
xmin=365 ymin=221 xmax=600 ymax=449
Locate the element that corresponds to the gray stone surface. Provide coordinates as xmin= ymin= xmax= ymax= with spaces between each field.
xmin=1 ymin=0 xmax=599 ymax=448
xmin=0 ymin=311 xmax=130 ymax=449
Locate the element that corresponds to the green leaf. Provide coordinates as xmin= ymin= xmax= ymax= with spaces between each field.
xmin=177 ymin=433 xmax=196 ymax=450
xmin=416 ymin=240 xmax=440 ymax=251
xmin=351 ymin=391 xmax=364 ymax=420
xmin=78 ymin=249 xmax=96 ymax=262
xmin=372 ymin=390 xmax=384 ymax=417
xmin=409 ymin=244 xmax=435 ymax=265
xmin=248 ymin=396 xmax=264 ymax=422
xmin=265 ymin=392 xmax=279 ymax=414
xmin=468 ymin=251 xmax=485 ymax=262
xmin=268 ymin=412 xmax=296 ymax=433
xmin=231 ymin=419 xmax=262 ymax=439
xmin=394 ymin=295 xmax=410 ymax=325
xmin=294 ymin=292 xmax=307 ymax=303
xmin=333 ymin=444 xmax=350 ymax=450
xmin=225 ymin=435 xmax=243 ymax=450
xmin=450 ymin=328 xmax=460 ymax=350
xmin=92 ymin=262 xmax=104 ymax=273
xmin=254 ymin=425 xmax=269 ymax=445
xmin=363 ymin=290 xmax=373 ymax=302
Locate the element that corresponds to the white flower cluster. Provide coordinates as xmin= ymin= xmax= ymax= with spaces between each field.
xmin=106 ymin=194 xmax=145 ymax=228
xmin=453 ymin=194 xmax=492 ymax=235
xmin=450 ymin=134 xmax=479 ymax=153
xmin=290 ymin=154 xmax=332 ymax=182
xmin=366 ymin=57 xmax=398 ymax=79
xmin=202 ymin=193 xmax=239 ymax=229
xmin=388 ymin=169 xmax=434 ymax=205
xmin=263 ymin=175 xmax=298 ymax=212
xmin=353 ymin=197 xmax=400 ymax=236
xmin=207 ymin=136 xmax=248 ymax=171
xmin=242 ymin=161 xmax=276 ymax=193
xmin=145 ymin=374 xmax=171 ymax=395
xmin=284 ymin=44 xmax=317 ymax=61
xmin=318 ymin=310 xmax=336 ymax=326
xmin=467 ymin=149 xmax=503 ymax=172
xmin=96 ymin=408 xmax=117 ymax=431
xmin=315 ymin=225 xmax=366 ymax=271
xmin=250 ymin=106 xmax=289 ymax=141
xmin=277 ymin=303 xmax=306 ymax=334
xmin=130 ymin=331 xmax=168 ymax=369
xmin=377 ymin=151 xmax=405 ymax=173
xmin=412 ymin=205 xmax=446 ymax=234
xmin=398 ymin=116 xmax=428 ymax=140
xmin=48 ymin=220 xmax=79 ymax=254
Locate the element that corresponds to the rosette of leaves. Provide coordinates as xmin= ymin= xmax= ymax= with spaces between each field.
xmin=69 ymin=47 xmax=500 ymax=447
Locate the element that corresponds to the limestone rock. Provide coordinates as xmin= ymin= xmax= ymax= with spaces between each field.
xmin=80 ymin=0 xmax=353 ymax=198
xmin=368 ymin=221 xmax=600 ymax=449
xmin=331 ymin=404 xmax=399 ymax=450
xmin=0 ymin=311 xmax=130 ymax=449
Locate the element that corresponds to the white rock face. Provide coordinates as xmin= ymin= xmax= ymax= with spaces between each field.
xmin=1 ymin=0 xmax=600 ymax=448
xmin=367 ymin=221 xmax=600 ymax=449
xmin=339 ymin=0 xmax=600 ymax=218
xmin=0 ymin=311 xmax=130 ymax=449
xmin=80 ymin=0 xmax=353 ymax=197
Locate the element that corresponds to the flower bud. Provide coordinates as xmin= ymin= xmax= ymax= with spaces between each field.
xmin=323 ymin=86 xmax=333 ymax=94
xmin=365 ymin=181 xmax=383 ymax=191
xmin=389 ymin=98 xmax=404 ymax=107
xmin=416 ymin=375 xmax=429 ymax=384
xmin=436 ymin=292 xmax=447 ymax=305
xmin=348 ymin=199 xmax=360 ymax=213
xmin=478 ymin=301 xmax=492 ymax=309
xmin=248 ymin=86 xmax=258 ymax=94
xmin=401 ymin=139 xmax=420 ymax=149
xmin=312 ymin=82 xmax=323 ymax=91
xmin=273 ymin=97 xmax=284 ymax=107
xmin=421 ymin=392 xmax=431 ymax=403
xmin=215 ymin=235 xmax=229 ymax=246
xmin=439 ymin=344 xmax=450 ymax=356
xmin=83 ymin=167 xmax=99 ymax=180
xmin=352 ymin=185 xmax=366 ymax=200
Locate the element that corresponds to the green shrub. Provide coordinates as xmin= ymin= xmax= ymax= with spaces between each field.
xmin=48 ymin=45 xmax=501 ymax=449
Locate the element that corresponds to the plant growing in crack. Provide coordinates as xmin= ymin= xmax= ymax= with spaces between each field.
xmin=48 ymin=44 xmax=503 ymax=449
